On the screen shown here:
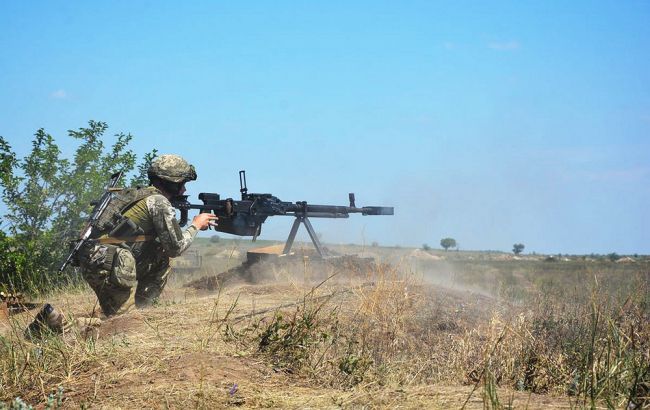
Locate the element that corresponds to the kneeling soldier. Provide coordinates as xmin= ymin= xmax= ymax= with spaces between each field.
xmin=79 ymin=154 xmax=217 ymax=316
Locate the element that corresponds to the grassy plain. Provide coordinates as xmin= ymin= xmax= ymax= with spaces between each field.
xmin=1 ymin=240 xmax=648 ymax=409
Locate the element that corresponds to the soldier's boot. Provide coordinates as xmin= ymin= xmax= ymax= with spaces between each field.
xmin=24 ymin=304 xmax=68 ymax=339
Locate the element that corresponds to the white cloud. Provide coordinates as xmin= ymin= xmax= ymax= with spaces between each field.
xmin=488 ymin=41 xmax=520 ymax=51
xmin=50 ymin=89 xmax=67 ymax=99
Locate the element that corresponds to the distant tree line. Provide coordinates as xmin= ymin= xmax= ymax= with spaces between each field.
xmin=0 ymin=121 xmax=156 ymax=293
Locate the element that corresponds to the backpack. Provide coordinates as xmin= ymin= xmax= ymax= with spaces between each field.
xmin=91 ymin=186 xmax=160 ymax=239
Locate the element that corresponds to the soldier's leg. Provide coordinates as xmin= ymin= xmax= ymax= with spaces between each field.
xmin=82 ymin=247 xmax=137 ymax=316
xmin=82 ymin=268 xmax=112 ymax=315
xmin=135 ymin=258 xmax=171 ymax=308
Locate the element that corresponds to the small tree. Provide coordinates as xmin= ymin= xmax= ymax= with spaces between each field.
xmin=440 ymin=238 xmax=456 ymax=251
xmin=422 ymin=243 xmax=431 ymax=251
xmin=0 ymin=121 xmax=154 ymax=292
xmin=210 ymin=235 xmax=220 ymax=244
xmin=513 ymin=243 xmax=525 ymax=255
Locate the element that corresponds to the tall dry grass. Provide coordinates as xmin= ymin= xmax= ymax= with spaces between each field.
xmin=0 ymin=315 xmax=98 ymax=406
xmin=235 ymin=260 xmax=649 ymax=408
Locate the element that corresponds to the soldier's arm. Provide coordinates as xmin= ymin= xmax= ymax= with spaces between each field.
xmin=147 ymin=194 xmax=198 ymax=257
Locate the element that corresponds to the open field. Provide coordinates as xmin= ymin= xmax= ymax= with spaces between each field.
xmin=1 ymin=241 xmax=649 ymax=409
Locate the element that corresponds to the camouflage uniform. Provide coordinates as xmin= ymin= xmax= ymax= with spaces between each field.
xmin=81 ymin=155 xmax=198 ymax=316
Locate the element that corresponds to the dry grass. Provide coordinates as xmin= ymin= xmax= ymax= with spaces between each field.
xmin=1 ymin=251 xmax=648 ymax=409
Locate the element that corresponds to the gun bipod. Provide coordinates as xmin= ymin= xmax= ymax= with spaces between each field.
xmin=282 ymin=215 xmax=330 ymax=258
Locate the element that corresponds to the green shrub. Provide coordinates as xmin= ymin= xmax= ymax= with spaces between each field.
xmin=0 ymin=122 xmax=155 ymax=294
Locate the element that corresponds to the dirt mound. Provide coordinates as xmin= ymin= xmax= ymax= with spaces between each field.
xmin=183 ymin=261 xmax=271 ymax=291
xmin=185 ymin=255 xmax=383 ymax=291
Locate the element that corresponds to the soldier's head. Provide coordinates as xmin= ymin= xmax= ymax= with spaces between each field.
xmin=148 ymin=154 xmax=197 ymax=197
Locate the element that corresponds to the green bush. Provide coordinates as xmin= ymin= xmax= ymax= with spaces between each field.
xmin=0 ymin=122 xmax=155 ymax=294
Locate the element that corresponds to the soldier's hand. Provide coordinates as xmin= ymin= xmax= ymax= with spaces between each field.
xmin=191 ymin=213 xmax=218 ymax=231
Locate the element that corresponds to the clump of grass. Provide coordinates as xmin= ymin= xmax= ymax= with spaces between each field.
xmin=341 ymin=263 xmax=426 ymax=385
xmin=0 ymin=314 xmax=96 ymax=406
xmin=235 ymin=262 xmax=427 ymax=387
xmin=256 ymin=296 xmax=340 ymax=373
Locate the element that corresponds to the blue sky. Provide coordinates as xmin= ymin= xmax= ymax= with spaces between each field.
xmin=1 ymin=1 xmax=649 ymax=254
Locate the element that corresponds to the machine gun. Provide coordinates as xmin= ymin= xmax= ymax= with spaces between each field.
xmin=171 ymin=170 xmax=393 ymax=258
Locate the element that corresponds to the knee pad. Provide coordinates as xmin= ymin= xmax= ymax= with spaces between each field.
xmin=109 ymin=248 xmax=137 ymax=289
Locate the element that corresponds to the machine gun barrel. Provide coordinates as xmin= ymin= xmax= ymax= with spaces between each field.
xmin=279 ymin=203 xmax=393 ymax=218
xmin=292 ymin=204 xmax=394 ymax=216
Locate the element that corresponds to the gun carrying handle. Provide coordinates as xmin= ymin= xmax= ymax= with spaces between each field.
xmin=239 ymin=170 xmax=248 ymax=198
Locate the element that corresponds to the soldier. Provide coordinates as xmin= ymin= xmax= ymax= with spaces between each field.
xmin=80 ymin=154 xmax=217 ymax=316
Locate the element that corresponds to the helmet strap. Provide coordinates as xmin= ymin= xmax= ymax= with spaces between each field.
xmin=150 ymin=177 xmax=184 ymax=197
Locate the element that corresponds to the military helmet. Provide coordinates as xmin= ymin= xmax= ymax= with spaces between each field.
xmin=147 ymin=154 xmax=197 ymax=183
